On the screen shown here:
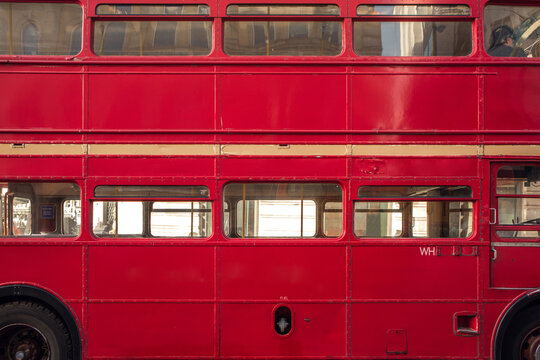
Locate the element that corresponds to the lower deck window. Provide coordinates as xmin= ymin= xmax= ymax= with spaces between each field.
xmin=223 ymin=183 xmax=342 ymax=238
xmin=354 ymin=201 xmax=473 ymax=238
xmin=92 ymin=201 xmax=212 ymax=238
xmin=0 ymin=182 xmax=80 ymax=237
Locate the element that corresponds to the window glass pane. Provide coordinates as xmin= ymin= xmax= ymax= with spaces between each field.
xmin=498 ymin=198 xmax=540 ymax=225
xmin=13 ymin=197 xmax=31 ymax=235
xmin=497 ymin=230 xmax=540 ymax=239
xmin=354 ymin=201 xmax=473 ymax=238
xmin=497 ymin=166 xmax=540 ymax=195
xmin=93 ymin=201 xmax=143 ymax=236
xmin=236 ymin=199 xmax=316 ymax=237
xmin=358 ymin=185 xmax=472 ymax=198
xmin=223 ymin=183 xmax=342 ymax=238
xmin=323 ymin=201 xmax=342 ymax=237
xmin=93 ymin=21 xmax=212 ymax=56
xmin=224 ymin=21 xmax=342 ymax=55
xmin=151 ymin=201 xmax=212 ymax=237
xmin=484 ymin=5 xmax=540 ymax=58
xmin=0 ymin=182 xmax=80 ymax=237
xmin=0 ymin=3 xmax=82 ymax=55
xmin=96 ymin=4 xmax=209 ymax=15
xmin=357 ymin=5 xmax=470 ymax=16
xmin=354 ymin=21 xmax=472 ymax=56
xmin=95 ymin=185 xmax=210 ymax=198
xmin=227 ymin=4 xmax=339 ymax=16
xmin=63 ymin=200 xmax=81 ymax=235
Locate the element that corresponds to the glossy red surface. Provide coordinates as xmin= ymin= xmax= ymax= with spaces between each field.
xmin=89 ymin=246 xmax=214 ymax=299
xmin=88 ymin=303 xmax=214 ymax=357
xmin=220 ymin=246 xmax=346 ymax=299
xmin=221 ymin=303 xmax=346 ymax=356
xmin=0 ymin=0 xmax=539 ymax=358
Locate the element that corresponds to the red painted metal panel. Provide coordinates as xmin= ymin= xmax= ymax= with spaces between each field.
xmin=0 ymin=157 xmax=84 ymax=178
xmin=87 ymin=157 xmax=216 ymax=177
xmin=0 ymin=246 xmax=83 ymax=300
xmin=220 ymin=157 xmax=347 ymax=178
xmin=352 ymin=68 xmax=478 ymax=131
xmin=485 ymin=67 xmax=540 ymax=131
xmin=220 ymin=67 xmax=347 ymax=131
xmin=221 ymin=246 xmax=346 ymax=300
xmin=352 ymin=157 xmax=479 ymax=178
xmin=88 ymin=67 xmax=214 ymax=131
xmin=352 ymin=246 xmax=477 ymax=300
xmin=88 ymin=303 xmax=214 ymax=357
xmin=0 ymin=71 xmax=82 ymax=130
xmin=491 ymin=245 xmax=540 ymax=289
xmin=352 ymin=303 xmax=478 ymax=357
xmin=220 ymin=303 xmax=346 ymax=356
xmin=484 ymin=302 xmax=508 ymax=359
xmin=89 ymin=246 xmax=214 ymax=300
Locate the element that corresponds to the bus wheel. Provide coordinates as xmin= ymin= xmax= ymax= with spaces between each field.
xmin=0 ymin=301 xmax=72 ymax=360
xmin=521 ymin=325 xmax=540 ymax=360
xmin=504 ymin=305 xmax=540 ymax=360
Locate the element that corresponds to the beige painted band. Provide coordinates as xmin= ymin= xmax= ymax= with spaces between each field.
xmin=88 ymin=144 xmax=219 ymax=156
xmin=483 ymin=145 xmax=540 ymax=156
xmin=0 ymin=144 xmax=87 ymax=155
xmin=351 ymin=145 xmax=481 ymax=156
xmin=1 ymin=144 xmax=540 ymax=157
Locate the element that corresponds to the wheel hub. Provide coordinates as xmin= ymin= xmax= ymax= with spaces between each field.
xmin=521 ymin=326 xmax=540 ymax=360
xmin=0 ymin=325 xmax=50 ymax=360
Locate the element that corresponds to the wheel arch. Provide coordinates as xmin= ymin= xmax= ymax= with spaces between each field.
xmin=493 ymin=289 xmax=540 ymax=360
xmin=0 ymin=284 xmax=83 ymax=360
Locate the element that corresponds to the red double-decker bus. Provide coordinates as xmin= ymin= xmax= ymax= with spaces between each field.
xmin=0 ymin=0 xmax=539 ymax=359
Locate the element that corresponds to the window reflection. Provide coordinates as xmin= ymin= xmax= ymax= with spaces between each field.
xmin=0 ymin=2 xmax=82 ymax=55
xmin=484 ymin=5 xmax=540 ymax=57
xmin=94 ymin=21 xmax=212 ymax=56
xmin=354 ymin=21 xmax=472 ymax=56
xmin=224 ymin=21 xmax=342 ymax=56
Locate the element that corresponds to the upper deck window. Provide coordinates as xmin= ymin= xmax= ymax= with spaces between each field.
xmin=226 ymin=4 xmax=339 ymax=15
xmin=96 ymin=4 xmax=209 ymax=15
xmin=0 ymin=3 xmax=82 ymax=56
xmin=357 ymin=5 xmax=470 ymax=16
xmin=484 ymin=5 xmax=540 ymax=58
xmin=223 ymin=4 xmax=342 ymax=56
xmin=354 ymin=4 xmax=472 ymax=56
xmin=93 ymin=4 xmax=211 ymax=56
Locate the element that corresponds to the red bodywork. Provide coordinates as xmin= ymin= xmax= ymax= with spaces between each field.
xmin=0 ymin=0 xmax=538 ymax=358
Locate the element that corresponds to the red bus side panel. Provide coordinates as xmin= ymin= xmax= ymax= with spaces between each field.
xmin=0 ymin=70 xmax=82 ymax=130
xmin=88 ymin=67 xmax=215 ymax=131
xmin=485 ymin=67 xmax=540 ymax=131
xmin=88 ymin=246 xmax=214 ymax=299
xmin=88 ymin=303 xmax=214 ymax=357
xmin=0 ymin=245 xmax=83 ymax=300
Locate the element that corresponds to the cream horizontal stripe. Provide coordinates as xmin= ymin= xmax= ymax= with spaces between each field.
xmin=1 ymin=144 xmax=540 ymax=157
xmin=220 ymin=144 xmax=350 ymax=156
xmin=351 ymin=144 xmax=481 ymax=156
xmin=484 ymin=145 xmax=540 ymax=156
xmin=0 ymin=144 xmax=86 ymax=155
xmin=88 ymin=144 xmax=219 ymax=156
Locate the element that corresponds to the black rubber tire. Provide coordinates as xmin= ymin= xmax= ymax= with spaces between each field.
xmin=0 ymin=301 xmax=72 ymax=360
xmin=502 ymin=305 xmax=540 ymax=360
